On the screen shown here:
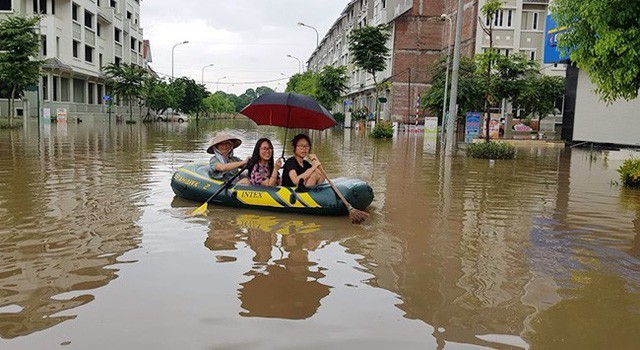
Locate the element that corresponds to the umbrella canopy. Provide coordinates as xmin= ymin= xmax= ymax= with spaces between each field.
xmin=240 ymin=92 xmax=337 ymax=130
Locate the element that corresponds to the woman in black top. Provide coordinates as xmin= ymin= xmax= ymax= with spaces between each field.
xmin=281 ymin=134 xmax=325 ymax=187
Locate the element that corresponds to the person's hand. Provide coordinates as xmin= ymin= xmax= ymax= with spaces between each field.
xmin=310 ymin=157 xmax=321 ymax=168
xmin=275 ymin=157 xmax=284 ymax=170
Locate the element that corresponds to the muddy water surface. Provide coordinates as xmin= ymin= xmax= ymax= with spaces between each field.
xmin=1 ymin=119 xmax=639 ymax=349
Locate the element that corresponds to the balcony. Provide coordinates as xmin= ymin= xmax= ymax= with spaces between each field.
xmin=522 ymin=0 xmax=549 ymax=3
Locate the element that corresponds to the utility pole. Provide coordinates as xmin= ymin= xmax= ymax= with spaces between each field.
xmin=445 ymin=0 xmax=465 ymax=156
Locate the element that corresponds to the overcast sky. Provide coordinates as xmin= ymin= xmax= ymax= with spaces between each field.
xmin=140 ymin=0 xmax=347 ymax=95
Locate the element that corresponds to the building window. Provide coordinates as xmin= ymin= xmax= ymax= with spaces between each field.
xmin=33 ymin=0 xmax=46 ymax=13
xmin=110 ymin=0 xmax=116 ymax=8
xmin=72 ymin=40 xmax=79 ymax=58
xmin=99 ymin=53 xmax=103 ymax=69
xmin=0 ymin=0 xmax=12 ymax=11
xmin=85 ymin=10 xmax=93 ymax=28
xmin=88 ymin=82 xmax=95 ymax=104
xmin=51 ymin=0 xmax=55 ymax=14
xmin=97 ymin=23 xmax=101 ymax=36
xmin=53 ymin=76 xmax=59 ymax=101
xmin=56 ymin=36 xmax=60 ymax=56
xmin=533 ymin=12 xmax=539 ymax=30
xmin=114 ymin=28 xmax=121 ymax=42
xmin=73 ymin=78 xmax=85 ymax=103
xmin=130 ymin=38 xmax=136 ymax=50
xmin=41 ymin=35 xmax=47 ymax=56
xmin=486 ymin=9 xmax=513 ymax=28
xmin=60 ymin=77 xmax=70 ymax=101
xmin=115 ymin=56 xmax=121 ymax=66
xmin=72 ymin=3 xmax=79 ymax=21
xmin=522 ymin=12 xmax=541 ymax=31
xmin=42 ymin=76 xmax=48 ymax=101
xmin=530 ymin=51 xmax=536 ymax=60
xmin=126 ymin=11 xmax=131 ymax=19
xmin=85 ymin=45 xmax=93 ymax=62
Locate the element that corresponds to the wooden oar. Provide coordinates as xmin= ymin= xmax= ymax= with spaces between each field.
xmin=191 ymin=164 xmax=249 ymax=216
xmin=317 ymin=166 xmax=369 ymax=224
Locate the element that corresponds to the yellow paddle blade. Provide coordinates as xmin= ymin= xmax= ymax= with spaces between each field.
xmin=191 ymin=202 xmax=209 ymax=216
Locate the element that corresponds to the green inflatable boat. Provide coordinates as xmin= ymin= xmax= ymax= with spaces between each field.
xmin=171 ymin=163 xmax=374 ymax=216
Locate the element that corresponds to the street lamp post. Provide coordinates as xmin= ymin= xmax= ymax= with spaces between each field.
xmin=286 ymin=54 xmax=302 ymax=74
xmin=216 ymin=76 xmax=227 ymax=92
xmin=440 ymin=14 xmax=453 ymax=138
xmin=445 ymin=0 xmax=465 ymax=156
xmin=201 ymin=63 xmax=214 ymax=84
xmin=171 ymin=40 xmax=189 ymax=80
xmin=297 ymin=22 xmax=319 ymax=47
xmin=226 ymin=84 xmax=235 ymax=93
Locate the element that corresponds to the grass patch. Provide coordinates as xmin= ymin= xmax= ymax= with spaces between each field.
xmin=618 ymin=158 xmax=640 ymax=188
xmin=467 ymin=141 xmax=516 ymax=159
xmin=0 ymin=119 xmax=23 ymax=129
xmin=371 ymin=121 xmax=394 ymax=139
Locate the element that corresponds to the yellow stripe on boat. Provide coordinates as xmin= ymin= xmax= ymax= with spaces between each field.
xmin=276 ymin=187 xmax=306 ymax=208
xmin=178 ymin=167 xmax=223 ymax=185
xmin=297 ymin=193 xmax=321 ymax=208
xmin=235 ymin=190 xmax=284 ymax=208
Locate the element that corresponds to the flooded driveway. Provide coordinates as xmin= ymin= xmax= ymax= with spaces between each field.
xmin=1 ymin=119 xmax=639 ymax=349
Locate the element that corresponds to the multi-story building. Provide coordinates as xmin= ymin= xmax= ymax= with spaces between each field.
xmin=307 ymin=0 xmax=557 ymax=124
xmin=0 ymin=0 xmax=149 ymax=119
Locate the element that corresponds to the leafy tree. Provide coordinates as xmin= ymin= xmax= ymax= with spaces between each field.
xmin=348 ymin=25 xmax=391 ymax=122
xmin=171 ymin=77 xmax=208 ymax=117
xmin=285 ymin=71 xmax=318 ymax=97
xmin=476 ymin=0 xmax=503 ymax=140
xmin=0 ymin=16 xmax=42 ymax=126
xmin=203 ymin=92 xmax=236 ymax=116
xmin=518 ymin=74 xmax=565 ymax=131
xmin=552 ymin=0 xmax=640 ymax=102
xmin=422 ymin=56 xmax=484 ymax=123
xmin=143 ymin=78 xmax=174 ymax=116
xmin=255 ymin=86 xmax=275 ymax=97
xmin=103 ymin=63 xmax=149 ymax=121
xmin=316 ymin=65 xmax=348 ymax=110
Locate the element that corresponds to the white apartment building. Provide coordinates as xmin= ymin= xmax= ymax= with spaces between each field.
xmin=0 ymin=0 xmax=148 ymax=118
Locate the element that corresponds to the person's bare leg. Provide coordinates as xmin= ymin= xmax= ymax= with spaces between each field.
xmin=236 ymin=178 xmax=250 ymax=185
xmin=305 ymin=171 xmax=325 ymax=186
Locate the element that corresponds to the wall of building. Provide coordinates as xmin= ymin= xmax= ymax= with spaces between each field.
xmin=573 ymin=69 xmax=640 ymax=147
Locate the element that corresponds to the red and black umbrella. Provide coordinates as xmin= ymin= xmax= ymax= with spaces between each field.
xmin=241 ymin=92 xmax=336 ymax=157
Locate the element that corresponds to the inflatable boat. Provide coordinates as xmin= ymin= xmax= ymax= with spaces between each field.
xmin=171 ymin=163 xmax=374 ymax=216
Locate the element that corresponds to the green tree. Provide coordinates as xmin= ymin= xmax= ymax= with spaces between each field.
xmin=422 ymin=56 xmax=484 ymax=123
xmin=348 ymin=25 xmax=391 ymax=123
xmin=552 ymin=0 xmax=640 ymax=102
xmin=203 ymin=92 xmax=236 ymax=117
xmin=285 ymin=71 xmax=319 ymax=97
xmin=171 ymin=77 xmax=208 ymax=118
xmin=518 ymin=74 xmax=565 ymax=131
xmin=143 ymin=78 xmax=174 ymax=116
xmin=316 ymin=65 xmax=348 ymax=110
xmin=476 ymin=0 xmax=503 ymax=141
xmin=255 ymin=86 xmax=275 ymax=97
xmin=102 ymin=63 xmax=149 ymax=121
xmin=0 ymin=16 xmax=42 ymax=126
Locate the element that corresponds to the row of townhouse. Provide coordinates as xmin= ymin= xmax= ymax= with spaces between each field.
xmin=306 ymin=0 xmax=562 ymax=125
xmin=0 ymin=0 xmax=149 ymax=119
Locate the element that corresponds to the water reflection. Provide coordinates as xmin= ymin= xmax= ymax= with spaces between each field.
xmin=0 ymin=123 xmax=146 ymax=338
xmin=202 ymin=211 xmax=333 ymax=320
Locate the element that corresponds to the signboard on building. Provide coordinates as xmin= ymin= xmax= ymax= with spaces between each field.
xmin=544 ymin=14 xmax=570 ymax=64
xmin=465 ymin=112 xmax=481 ymax=143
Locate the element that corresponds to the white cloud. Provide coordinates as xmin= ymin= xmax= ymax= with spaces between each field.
xmin=141 ymin=0 xmax=347 ymax=94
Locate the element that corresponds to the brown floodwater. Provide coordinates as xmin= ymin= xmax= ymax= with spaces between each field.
xmin=1 ymin=119 xmax=639 ymax=349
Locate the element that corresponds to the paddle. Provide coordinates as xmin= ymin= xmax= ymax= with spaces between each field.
xmin=191 ymin=164 xmax=249 ymax=216
xmin=317 ymin=166 xmax=369 ymax=224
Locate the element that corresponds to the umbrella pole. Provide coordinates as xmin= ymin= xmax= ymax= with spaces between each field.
xmin=281 ymin=106 xmax=291 ymax=160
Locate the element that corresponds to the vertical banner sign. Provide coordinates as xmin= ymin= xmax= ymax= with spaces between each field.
xmin=424 ymin=117 xmax=438 ymax=133
xmin=56 ymin=108 xmax=67 ymax=123
xmin=43 ymin=108 xmax=51 ymax=123
xmin=465 ymin=112 xmax=481 ymax=143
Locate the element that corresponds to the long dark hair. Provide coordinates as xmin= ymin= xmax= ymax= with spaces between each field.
xmin=247 ymin=138 xmax=275 ymax=175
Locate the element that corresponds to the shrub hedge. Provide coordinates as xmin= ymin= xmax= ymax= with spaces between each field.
xmin=466 ymin=141 xmax=516 ymax=159
xmin=371 ymin=121 xmax=394 ymax=139
xmin=618 ymin=158 xmax=640 ymax=188
xmin=0 ymin=119 xmax=23 ymax=129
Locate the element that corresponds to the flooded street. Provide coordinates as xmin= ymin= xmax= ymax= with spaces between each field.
xmin=1 ymin=119 xmax=639 ymax=349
